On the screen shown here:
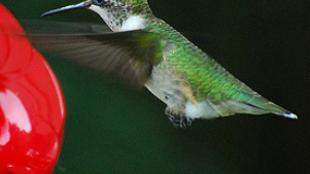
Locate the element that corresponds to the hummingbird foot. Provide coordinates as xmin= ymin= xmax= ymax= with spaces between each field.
xmin=165 ymin=108 xmax=193 ymax=129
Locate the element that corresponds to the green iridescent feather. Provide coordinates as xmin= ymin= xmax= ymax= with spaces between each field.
xmin=145 ymin=19 xmax=288 ymax=114
xmin=120 ymin=0 xmax=152 ymax=14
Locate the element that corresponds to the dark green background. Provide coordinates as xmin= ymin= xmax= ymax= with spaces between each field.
xmin=2 ymin=0 xmax=310 ymax=173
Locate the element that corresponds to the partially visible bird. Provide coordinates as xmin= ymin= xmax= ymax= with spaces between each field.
xmin=27 ymin=0 xmax=297 ymax=128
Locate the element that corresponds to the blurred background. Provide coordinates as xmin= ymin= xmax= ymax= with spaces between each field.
xmin=2 ymin=0 xmax=310 ymax=173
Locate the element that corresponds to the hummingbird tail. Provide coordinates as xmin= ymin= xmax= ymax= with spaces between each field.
xmin=207 ymin=96 xmax=298 ymax=119
xmin=245 ymin=96 xmax=298 ymax=119
xmin=280 ymin=112 xmax=298 ymax=119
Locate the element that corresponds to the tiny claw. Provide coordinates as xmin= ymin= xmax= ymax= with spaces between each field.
xmin=165 ymin=107 xmax=193 ymax=129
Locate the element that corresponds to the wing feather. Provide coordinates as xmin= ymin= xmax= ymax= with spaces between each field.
xmin=26 ymin=30 xmax=166 ymax=88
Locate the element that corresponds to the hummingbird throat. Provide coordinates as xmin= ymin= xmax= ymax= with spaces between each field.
xmin=89 ymin=4 xmax=147 ymax=32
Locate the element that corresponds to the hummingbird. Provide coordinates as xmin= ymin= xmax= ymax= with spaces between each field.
xmin=29 ymin=0 xmax=297 ymax=128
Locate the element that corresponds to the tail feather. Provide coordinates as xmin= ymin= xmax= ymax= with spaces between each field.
xmin=207 ymin=96 xmax=298 ymax=119
xmin=245 ymin=96 xmax=298 ymax=119
xmin=282 ymin=112 xmax=298 ymax=119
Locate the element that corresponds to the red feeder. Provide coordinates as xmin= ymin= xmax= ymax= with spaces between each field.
xmin=0 ymin=4 xmax=66 ymax=174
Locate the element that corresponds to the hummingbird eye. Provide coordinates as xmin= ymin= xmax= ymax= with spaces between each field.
xmin=92 ymin=0 xmax=106 ymax=6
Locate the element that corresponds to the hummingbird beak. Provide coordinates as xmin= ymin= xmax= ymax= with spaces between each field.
xmin=41 ymin=1 xmax=92 ymax=17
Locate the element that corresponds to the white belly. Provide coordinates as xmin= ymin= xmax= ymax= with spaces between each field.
xmin=185 ymin=101 xmax=220 ymax=119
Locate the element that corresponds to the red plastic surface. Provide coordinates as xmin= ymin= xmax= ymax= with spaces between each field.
xmin=0 ymin=4 xmax=66 ymax=174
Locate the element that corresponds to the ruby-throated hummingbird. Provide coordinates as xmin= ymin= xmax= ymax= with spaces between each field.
xmin=30 ymin=0 xmax=297 ymax=128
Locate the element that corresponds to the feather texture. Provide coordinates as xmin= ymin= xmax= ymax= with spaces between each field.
xmin=26 ymin=30 xmax=166 ymax=88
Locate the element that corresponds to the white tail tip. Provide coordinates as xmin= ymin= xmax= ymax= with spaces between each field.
xmin=283 ymin=112 xmax=298 ymax=119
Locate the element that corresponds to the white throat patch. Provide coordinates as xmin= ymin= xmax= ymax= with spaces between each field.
xmin=120 ymin=15 xmax=146 ymax=31
xmin=89 ymin=5 xmax=145 ymax=32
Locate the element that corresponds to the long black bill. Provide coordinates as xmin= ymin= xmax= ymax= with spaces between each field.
xmin=41 ymin=1 xmax=92 ymax=17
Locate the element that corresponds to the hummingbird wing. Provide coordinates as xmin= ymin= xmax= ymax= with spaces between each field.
xmin=25 ymin=30 xmax=166 ymax=88
xmin=20 ymin=20 xmax=112 ymax=34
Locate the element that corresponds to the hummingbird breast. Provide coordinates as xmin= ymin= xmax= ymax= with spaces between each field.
xmin=145 ymin=58 xmax=222 ymax=120
xmin=145 ymin=59 xmax=185 ymax=108
xmin=144 ymin=48 xmax=209 ymax=117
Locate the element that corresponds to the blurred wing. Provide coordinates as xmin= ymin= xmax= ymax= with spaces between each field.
xmin=27 ymin=30 xmax=166 ymax=88
xmin=20 ymin=20 xmax=111 ymax=34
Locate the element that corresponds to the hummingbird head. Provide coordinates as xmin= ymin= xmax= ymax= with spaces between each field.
xmin=42 ymin=0 xmax=152 ymax=32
